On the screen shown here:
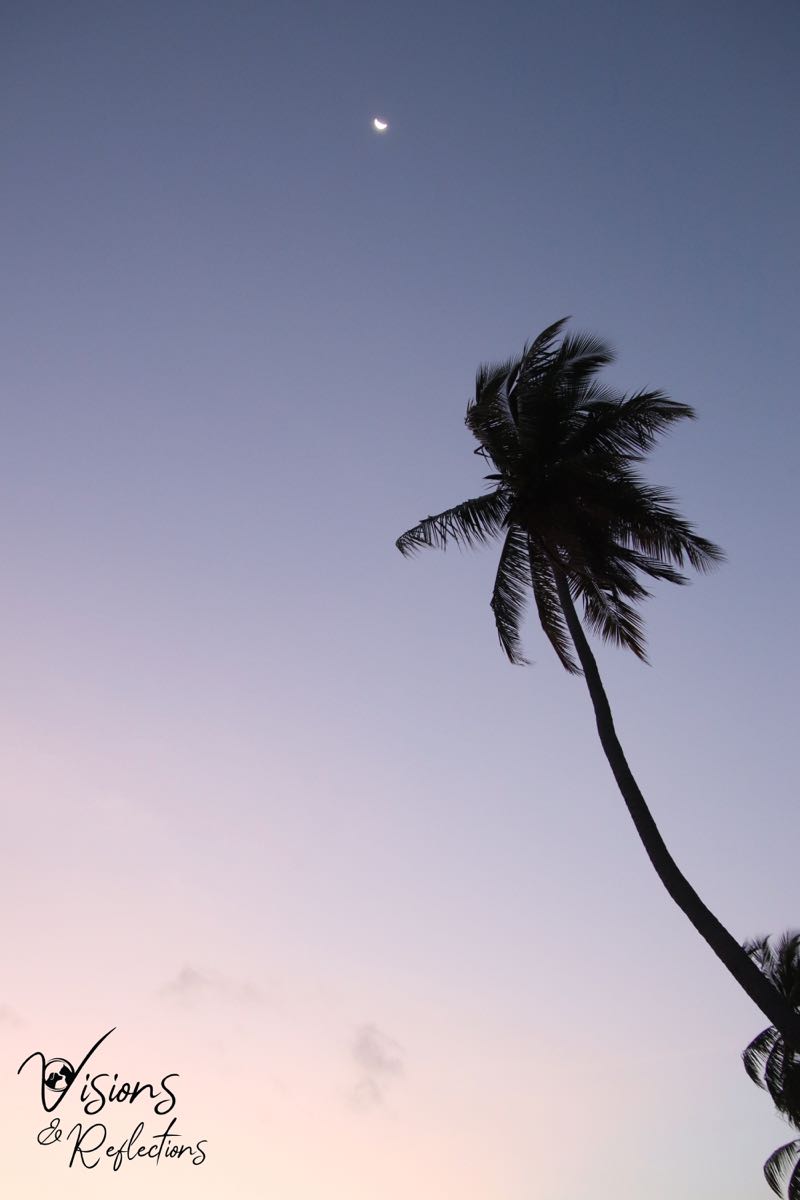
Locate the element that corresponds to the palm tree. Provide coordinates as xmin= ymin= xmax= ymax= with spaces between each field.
xmin=395 ymin=318 xmax=800 ymax=1047
xmin=743 ymin=932 xmax=800 ymax=1198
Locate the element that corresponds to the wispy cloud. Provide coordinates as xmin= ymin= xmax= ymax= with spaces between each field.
xmin=160 ymin=966 xmax=269 ymax=1008
xmin=349 ymin=1023 xmax=404 ymax=1110
xmin=0 ymin=1004 xmax=23 ymax=1026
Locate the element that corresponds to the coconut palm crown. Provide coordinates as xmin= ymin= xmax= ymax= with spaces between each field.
xmin=744 ymin=932 xmax=800 ymax=1123
xmin=743 ymin=932 xmax=800 ymax=1199
xmin=396 ymin=317 xmax=723 ymax=671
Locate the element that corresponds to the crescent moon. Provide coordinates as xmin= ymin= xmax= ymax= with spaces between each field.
xmin=372 ymin=117 xmax=388 ymax=132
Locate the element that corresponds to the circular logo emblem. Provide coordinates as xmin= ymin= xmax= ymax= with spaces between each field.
xmin=43 ymin=1059 xmax=75 ymax=1092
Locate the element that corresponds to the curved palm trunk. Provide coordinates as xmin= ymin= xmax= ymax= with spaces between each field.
xmin=552 ymin=566 xmax=800 ymax=1049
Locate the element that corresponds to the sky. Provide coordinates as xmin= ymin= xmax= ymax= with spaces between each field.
xmin=1 ymin=0 xmax=799 ymax=1195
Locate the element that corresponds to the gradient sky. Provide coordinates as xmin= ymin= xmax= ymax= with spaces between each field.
xmin=2 ymin=1 xmax=799 ymax=1196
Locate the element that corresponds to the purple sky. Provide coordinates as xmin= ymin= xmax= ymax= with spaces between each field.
xmin=2 ymin=2 xmax=799 ymax=1196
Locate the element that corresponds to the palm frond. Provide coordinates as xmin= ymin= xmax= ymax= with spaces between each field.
xmin=467 ymin=355 xmax=522 ymax=469
xmin=613 ymin=548 xmax=689 ymax=586
xmin=790 ymin=1154 xmax=800 ymax=1200
xmin=764 ymin=1141 xmax=800 ymax=1199
xmin=745 ymin=936 xmax=775 ymax=976
xmin=512 ymin=319 xmax=574 ymax=435
xmin=474 ymin=356 xmax=519 ymax=406
xmin=633 ymin=516 xmax=724 ymax=574
xmin=552 ymin=329 xmax=615 ymax=389
xmin=517 ymin=318 xmax=572 ymax=376
xmin=765 ymin=1045 xmax=800 ymax=1126
xmin=557 ymin=521 xmax=653 ymax=604
xmin=743 ymin=1026 xmax=779 ymax=1088
xmin=576 ymin=576 xmax=649 ymax=661
xmin=396 ymin=489 xmax=509 ymax=557
xmin=490 ymin=523 xmax=532 ymax=665
xmin=775 ymin=934 xmax=800 ymax=1000
xmin=512 ymin=332 xmax=611 ymax=464
xmin=743 ymin=933 xmax=800 ymax=1129
xmin=765 ymin=1038 xmax=791 ymax=1109
xmin=573 ymin=389 xmax=696 ymax=460
xmin=746 ymin=933 xmax=800 ymax=1000
xmin=528 ymin=541 xmax=581 ymax=674
xmin=593 ymin=473 xmax=725 ymax=573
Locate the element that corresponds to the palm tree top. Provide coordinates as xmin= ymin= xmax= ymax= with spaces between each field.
xmin=396 ymin=318 xmax=724 ymax=671
xmin=745 ymin=933 xmax=800 ymax=1009
xmin=742 ymin=932 xmax=800 ymax=1198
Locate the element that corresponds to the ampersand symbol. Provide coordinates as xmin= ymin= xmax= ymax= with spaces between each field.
xmin=37 ymin=1118 xmax=62 ymax=1146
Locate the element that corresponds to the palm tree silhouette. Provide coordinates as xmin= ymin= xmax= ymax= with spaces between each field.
xmin=396 ymin=318 xmax=800 ymax=1047
xmin=743 ymin=933 xmax=800 ymax=1197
